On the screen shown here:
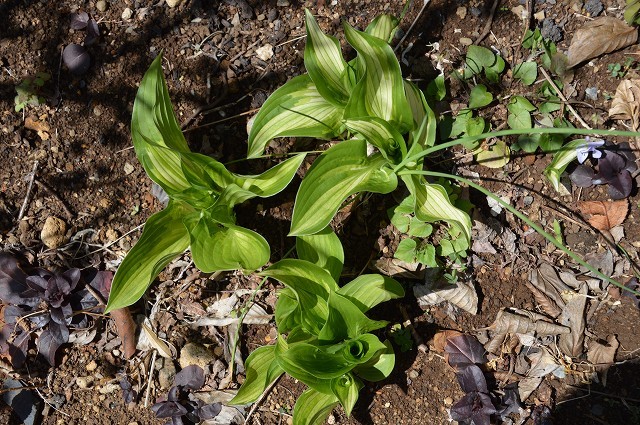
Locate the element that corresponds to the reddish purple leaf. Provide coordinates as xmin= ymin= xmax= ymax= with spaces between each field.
xmin=63 ymin=44 xmax=91 ymax=75
xmin=70 ymin=11 xmax=90 ymax=30
xmin=445 ymin=334 xmax=487 ymax=367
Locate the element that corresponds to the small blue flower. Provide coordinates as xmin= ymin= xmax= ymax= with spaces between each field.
xmin=576 ymin=137 xmax=605 ymax=164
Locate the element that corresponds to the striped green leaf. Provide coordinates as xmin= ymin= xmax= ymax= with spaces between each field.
xmin=544 ymin=139 xmax=583 ymax=191
xmin=330 ymin=373 xmax=363 ymax=417
xmin=232 ymin=153 xmax=306 ymax=198
xmin=290 ymin=140 xmax=398 ymax=236
xmin=345 ymin=117 xmax=407 ymax=163
xmin=304 ymin=9 xmax=350 ymax=104
xmin=402 ymin=175 xmax=472 ymax=245
xmin=365 ymin=14 xmax=399 ymax=42
xmin=105 ymin=201 xmax=191 ymax=313
xmin=343 ymin=23 xmax=412 ymax=133
xmin=247 ymin=74 xmax=344 ymax=158
xmin=229 ymin=345 xmax=284 ymax=405
xmin=296 ymin=226 xmax=344 ymax=281
xmin=292 ymin=389 xmax=339 ymax=425
xmin=337 ymin=274 xmax=404 ymax=313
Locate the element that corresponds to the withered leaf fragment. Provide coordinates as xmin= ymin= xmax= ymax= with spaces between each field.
xmin=567 ymin=17 xmax=638 ymax=68
xmin=609 ymin=79 xmax=640 ymax=131
xmin=558 ymin=284 xmax=588 ymax=358
xmin=489 ymin=309 xmax=569 ymax=336
xmin=578 ymin=200 xmax=628 ymax=231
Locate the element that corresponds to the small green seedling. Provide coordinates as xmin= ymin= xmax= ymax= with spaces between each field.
xmin=14 ymin=72 xmax=51 ymax=112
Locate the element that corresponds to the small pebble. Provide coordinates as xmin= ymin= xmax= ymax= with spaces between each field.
xmin=123 ymin=162 xmax=135 ymax=175
xmin=585 ymin=87 xmax=598 ymax=101
xmin=85 ymin=360 xmax=98 ymax=372
xmin=276 ymin=0 xmax=290 ymax=6
xmin=122 ymin=7 xmax=133 ymax=20
xmin=166 ymin=0 xmax=183 ymax=7
xmin=96 ymin=0 xmax=107 ymax=12
xmin=76 ymin=376 xmax=92 ymax=389
xmin=408 ymin=370 xmax=419 ymax=379
xmin=444 ymin=396 xmax=454 ymax=406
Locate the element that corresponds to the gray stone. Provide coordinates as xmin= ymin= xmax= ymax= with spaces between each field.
xmin=157 ymin=358 xmax=177 ymax=390
xmin=41 ymin=216 xmax=67 ymax=249
xmin=96 ymin=0 xmax=107 ymax=12
xmin=179 ymin=343 xmax=215 ymax=370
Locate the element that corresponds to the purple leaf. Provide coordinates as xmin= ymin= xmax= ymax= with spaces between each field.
xmin=456 ymin=364 xmax=488 ymax=393
xmin=63 ymin=44 xmax=91 ymax=75
xmin=495 ymin=383 xmax=522 ymax=419
xmin=623 ymin=278 xmax=640 ymax=309
xmin=70 ymin=12 xmax=90 ymax=30
xmin=445 ymin=334 xmax=487 ymax=367
xmin=569 ymin=165 xmax=596 ymax=187
xmin=48 ymin=320 xmax=69 ymax=344
xmin=174 ymin=365 xmax=205 ymax=390
xmin=119 ymin=376 xmax=137 ymax=404
xmin=197 ymin=403 xmax=222 ymax=420
xmin=450 ymin=391 xmax=497 ymax=425
xmin=37 ymin=329 xmax=62 ymax=365
xmin=0 ymin=254 xmax=34 ymax=305
xmin=151 ymin=400 xmax=188 ymax=418
xmin=85 ymin=19 xmax=100 ymax=46
xmin=607 ymin=170 xmax=633 ymax=200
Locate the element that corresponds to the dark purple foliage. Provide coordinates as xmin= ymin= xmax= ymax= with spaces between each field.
xmin=63 ymin=44 xmax=91 ymax=75
xmin=70 ymin=11 xmax=100 ymax=46
xmin=623 ymin=278 xmax=640 ymax=309
xmin=119 ymin=376 xmax=138 ymax=404
xmin=457 ymin=364 xmax=488 ymax=393
xmin=570 ymin=142 xmax=637 ymax=200
xmin=494 ymin=383 xmax=522 ymax=419
xmin=450 ymin=391 xmax=497 ymax=425
xmin=151 ymin=365 xmax=221 ymax=425
xmin=70 ymin=12 xmax=90 ymax=29
xmin=0 ymin=252 xmax=110 ymax=366
xmin=445 ymin=334 xmax=487 ymax=367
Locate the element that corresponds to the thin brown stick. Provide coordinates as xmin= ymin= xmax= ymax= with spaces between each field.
xmin=474 ymin=0 xmax=500 ymax=45
xmin=539 ymin=67 xmax=591 ymax=129
xmin=18 ymin=161 xmax=39 ymax=221
xmin=399 ymin=305 xmax=428 ymax=353
xmin=244 ymin=373 xmax=283 ymax=424
xmin=394 ymin=0 xmax=431 ymax=52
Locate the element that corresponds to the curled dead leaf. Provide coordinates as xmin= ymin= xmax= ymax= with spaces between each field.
xmin=524 ymin=281 xmax=562 ymax=318
xmin=558 ymin=284 xmax=588 ymax=358
xmin=488 ymin=309 xmax=570 ymax=336
xmin=110 ymin=307 xmax=136 ymax=359
xmin=433 ymin=330 xmax=463 ymax=353
xmin=414 ymin=280 xmax=478 ymax=314
xmin=609 ymin=79 xmax=640 ymax=131
xmin=587 ymin=335 xmax=619 ymax=386
xmin=579 ymin=200 xmax=628 ymax=231
xmin=567 ymin=17 xmax=638 ymax=68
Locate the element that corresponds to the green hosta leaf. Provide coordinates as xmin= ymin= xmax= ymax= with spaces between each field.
xmin=513 ymin=61 xmax=538 ymax=85
xmin=507 ymin=96 xmax=536 ymax=130
xmin=404 ymin=80 xmax=437 ymax=149
xmin=345 ymin=117 xmax=407 ymax=163
xmin=426 ymin=73 xmax=447 ymax=101
xmin=292 ymin=389 xmax=339 ymax=425
xmin=353 ymin=340 xmax=395 ymax=381
xmin=262 ymin=259 xmax=338 ymax=334
xmin=247 ymin=74 xmax=344 ymax=158
xmin=304 ymin=9 xmax=350 ymax=104
xmin=290 ymin=140 xmax=398 ymax=236
xmin=318 ymin=292 xmax=388 ymax=343
xmin=296 ymin=226 xmax=344 ymax=281
xmin=337 ymin=274 xmax=404 ymax=313
xmin=365 ymin=14 xmax=399 ymax=42
xmin=275 ymin=337 xmax=334 ymax=394
xmin=233 ymin=153 xmax=306 ymax=198
xmin=340 ymin=334 xmax=388 ymax=365
xmin=544 ymin=139 xmax=585 ymax=191
xmin=331 ymin=373 xmax=363 ymax=417
xmin=275 ymin=288 xmax=300 ymax=334
xmin=184 ymin=208 xmax=270 ymax=273
xmin=106 ymin=201 xmax=191 ymax=312
xmin=468 ymin=84 xmax=493 ymax=109
xmin=404 ymin=80 xmax=427 ymax=130
xmin=343 ymin=23 xmax=412 ymax=132
xmin=229 ymin=345 xmax=284 ymax=405
xmin=403 ymin=175 xmax=472 ymax=246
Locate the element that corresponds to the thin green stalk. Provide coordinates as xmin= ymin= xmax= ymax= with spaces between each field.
xmin=395 ymin=127 xmax=640 ymax=173
xmin=398 ymin=169 xmax=640 ymax=296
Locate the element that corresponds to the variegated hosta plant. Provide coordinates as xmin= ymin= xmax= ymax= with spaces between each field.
xmin=105 ymin=56 xmax=305 ymax=313
xmin=248 ymin=9 xmax=472 ymax=259
xmin=230 ymin=228 xmax=405 ymax=424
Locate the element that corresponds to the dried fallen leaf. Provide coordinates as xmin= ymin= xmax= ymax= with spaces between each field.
xmin=433 ymin=330 xmax=464 ymax=353
xmin=488 ymin=309 xmax=569 ymax=336
xmin=579 ymin=200 xmax=628 ymax=231
xmin=529 ymin=264 xmax=568 ymax=309
xmin=609 ymin=79 xmax=640 ymax=131
xmin=24 ymin=116 xmax=50 ymax=140
xmin=110 ymin=307 xmax=136 ymax=359
xmin=139 ymin=318 xmax=175 ymax=359
xmin=371 ymin=257 xmax=425 ymax=280
xmin=414 ymin=280 xmax=478 ymax=314
xmin=567 ymin=17 xmax=638 ymax=68
xmin=524 ymin=281 xmax=562 ymax=318
xmin=587 ymin=335 xmax=619 ymax=386
xmin=558 ymin=284 xmax=588 ymax=358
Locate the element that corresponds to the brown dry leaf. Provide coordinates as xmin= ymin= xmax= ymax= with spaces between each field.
xmin=489 ymin=309 xmax=569 ymax=336
xmin=567 ymin=17 xmax=638 ymax=68
xmin=24 ymin=115 xmax=51 ymax=140
xmin=433 ymin=330 xmax=463 ymax=353
xmin=609 ymin=79 xmax=640 ymax=131
xmin=579 ymin=200 xmax=629 ymax=231
xmin=558 ymin=284 xmax=588 ymax=358
xmin=524 ymin=281 xmax=562 ymax=318
xmin=587 ymin=335 xmax=619 ymax=386
xmin=414 ymin=280 xmax=478 ymax=314
xmin=110 ymin=307 xmax=137 ymax=359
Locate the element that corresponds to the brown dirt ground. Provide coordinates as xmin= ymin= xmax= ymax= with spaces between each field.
xmin=1 ymin=0 xmax=640 ymax=424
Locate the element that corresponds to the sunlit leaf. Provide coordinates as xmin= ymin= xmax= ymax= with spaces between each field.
xmin=292 ymin=389 xmax=339 ymax=425
xmin=296 ymin=227 xmax=344 ymax=281
xmin=317 ymin=292 xmax=388 ymax=342
xmin=353 ymin=339 xmax=396 ymax=382
xmin=345 ymin=117 xmax=407 ymax=163
xmin=330 ymin=373 xmax=363 ymax=417
xmin=290 ymin=140 xmax=397 ymax=236
xmin=230 ymin=345 xmax=284 ymax=405
xmin=365 ymin=14 xmax=399 ymax=42
xmin=337 ymin=274 xmax=404 ymax=313
xmin=247 ymin=74 xmax=344 ymax=158
xmin=106 ymin=201 xmax=191 ymax=312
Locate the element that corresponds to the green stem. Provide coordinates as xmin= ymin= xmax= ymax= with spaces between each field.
xmin=398 ymin=169 xmax=640 ymax=296
xmin=395 ymin=127 xmax=640 ymax=173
